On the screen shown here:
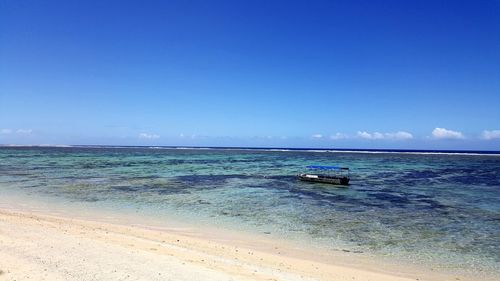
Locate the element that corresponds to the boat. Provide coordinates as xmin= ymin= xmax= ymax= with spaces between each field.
xmin=298 ymin=165 xmax=350 ymax=186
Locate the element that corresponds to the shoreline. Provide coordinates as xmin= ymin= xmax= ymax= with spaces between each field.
xmin=0 ymin=196 xmax=494 ymax=281
xmin=0 ymin=208 xmax=419 ymax=281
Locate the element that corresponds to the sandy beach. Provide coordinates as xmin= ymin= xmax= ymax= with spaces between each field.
xmin=0 ymin=204 xmax=485 ymax=281
xmin=2 ymin=0 xmax=498 ymax=279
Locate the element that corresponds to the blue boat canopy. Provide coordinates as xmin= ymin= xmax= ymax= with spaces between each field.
xmin=306 ymin=165 xmax=349 ymax=170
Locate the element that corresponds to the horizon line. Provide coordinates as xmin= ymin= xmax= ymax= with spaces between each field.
xmin=1 ymin=144 xmax=499 ymax=155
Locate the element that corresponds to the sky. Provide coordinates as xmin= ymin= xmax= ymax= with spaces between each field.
xmin=1 ymin=0 xmax=499 ymax=150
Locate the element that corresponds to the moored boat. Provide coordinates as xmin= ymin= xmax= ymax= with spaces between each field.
xmin=298 ymin=165 xmax=350 ymax=186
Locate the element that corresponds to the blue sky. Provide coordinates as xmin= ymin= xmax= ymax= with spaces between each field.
xmin=1 ymin=0 xmax=499 ymax=149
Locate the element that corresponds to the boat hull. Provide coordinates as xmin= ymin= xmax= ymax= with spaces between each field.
xmin=298 ymin=174 xmax=349 ymax=186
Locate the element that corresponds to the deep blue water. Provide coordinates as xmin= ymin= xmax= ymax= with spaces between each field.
xmin=0 ymin=146 xmax=499 ymax=275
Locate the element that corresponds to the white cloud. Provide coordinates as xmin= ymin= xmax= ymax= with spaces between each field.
xmin=16 ymin=129 xmax=32 ymax=134
xmin=357 ymin=131 xmax=384 ymax=139
xmin=357 ymin=131 xmax=374 ymax=139
xmin=138 ymin=133 xmax=160 ymax=140
xmin=481 ymin=130 xmax=500 ymax=140
xmin=431 ymin=127 xmax=464 ymax=139
xmin=311 ymin=134 xmax=323 ymax=139
xmin=357 ymin=131 xmax=413 ymax=140
xmin=1 ymin=129 xmax=12 ymax=134
xmin=179 ymin=133 xmax=200 ymax=139
xmin=385 ymin=131 xmax=413 ymax=140
xmin=330 ymin=133 xmax=348 ymax=140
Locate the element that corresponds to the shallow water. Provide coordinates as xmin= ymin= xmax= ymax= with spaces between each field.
xmin=1 ymin=146 xmax=499 ymax=275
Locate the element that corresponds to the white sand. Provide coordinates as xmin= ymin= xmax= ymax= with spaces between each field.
xmin=0 ymin=207 xmax=490 ymax=281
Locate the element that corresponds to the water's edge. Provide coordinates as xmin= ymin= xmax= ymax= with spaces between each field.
xmin=1 ymin=146 xmax=499 ymax=278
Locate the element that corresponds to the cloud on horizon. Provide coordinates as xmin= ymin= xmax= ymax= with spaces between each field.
xmin=431 ymin=128 xmax=465 ymax=140
xmin=330 ymin=133 xmax=349 ymax=140
xmin=311 ymin=134 xmax=323 ymax=139
xmin=481 ymin=130 xmax=500 ymax=140
xmin=1 ymin=128 xmax=32 ymax=135
xmin=138 ymin=133 xmax=160 ymax=140
xmin=16 ymin=129 xmax=32 ymax=134
xmin=357 ymin=131 xmax=413 ymax=140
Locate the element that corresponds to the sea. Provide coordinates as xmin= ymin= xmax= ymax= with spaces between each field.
xmin=0 ymin=146 xmax=499 ymax=277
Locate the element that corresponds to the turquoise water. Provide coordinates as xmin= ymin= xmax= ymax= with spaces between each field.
xmin=1 ymin=146 xmax=499 ymax=275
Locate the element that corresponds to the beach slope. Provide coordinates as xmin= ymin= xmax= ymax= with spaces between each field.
xmin=0 ymin=209 xmax=422 ymax=281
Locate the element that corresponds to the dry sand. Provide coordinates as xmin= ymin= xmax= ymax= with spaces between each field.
xmin=0 ymin=207 xmax=485 ymax=281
